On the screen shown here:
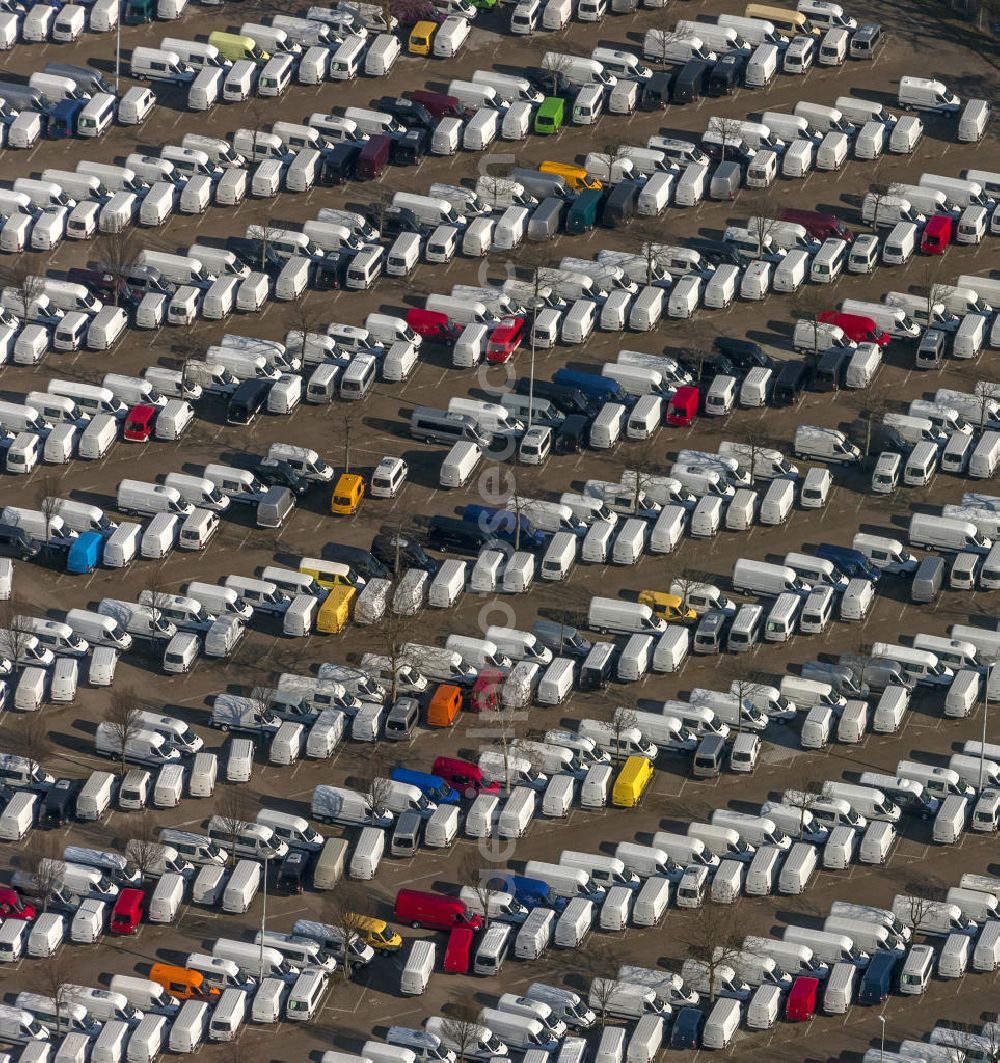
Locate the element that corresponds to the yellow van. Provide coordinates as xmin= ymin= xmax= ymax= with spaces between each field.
xmin=207 ymin=31 xmax=269 ymax=63
xmin=299 ymin=557 xmax=362 ymax=590
xmin=330 ymin=473 xmax=364 ymax=515
xmin=539 ymin=161 xmax=602 ymax=191
xmin=408 ymin=20 xmax=437 ymax=55
xmin=612 ymin=756 xmax=654 ymax=808
xmin=637 ymin=590 xmax=697 ymax=625
xmin=744 ymin=4 xmax=820 ymax=34
xmin=316 ymin=586 xmax=355 ymax=634
xmin=352 ymin=915 xmax=403 ymax=952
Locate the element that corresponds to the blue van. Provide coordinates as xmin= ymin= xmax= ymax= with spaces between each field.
xmin=461 ymin=505 xmax=547 ymax=551
xmin=552 ymin=368 xmax=631 ymax=406
xmin=816 ymin=543 xmax=881 ymax=582
xmin=857 ymin=950 xmax=901 ymax=1005
xmin=390 ymin=768 xmax=460 ymax=805
xmin=67 ymin=532 xmax=103 ymax=574
xmin=485 ymin=873 xmax=568 ymax=912
xmin=47 ymin=98 xmax=86 ymax=140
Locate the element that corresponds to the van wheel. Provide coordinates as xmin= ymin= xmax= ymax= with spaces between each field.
xmin=411 ymin=920 xmax=421 ymax=929
xmin=464 ymin=786 xmax=477 ymax=799
xmin=219 ymin=724 xmax=230 ymax=732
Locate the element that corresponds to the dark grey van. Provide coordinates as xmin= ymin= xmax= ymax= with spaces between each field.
xmin=693 ymin=734 xmax=726 ymax=778
xmin=911 ymin=555 xmax=945 ymax=604
xmin=709 ymin=161 xmax=742 ymax=201
xmin=256 ymin=486 xmax=295 ymax=529
xmin=410 ymin=407 xmax=490 ymax=447
xmin=509 ymin=168 xmax=573 ymax=201
xmin=527 ymin=197 xmax=566 ymax=242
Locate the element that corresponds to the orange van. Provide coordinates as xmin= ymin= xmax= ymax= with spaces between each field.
xmin=426 ymin=684 xmax=463 ymax=728
xmin=150 ymin=963 xmax=220 ymax=1001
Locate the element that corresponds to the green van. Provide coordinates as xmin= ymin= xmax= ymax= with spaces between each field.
xmin=534 ymin=97 xmax=564 ymax=135
xmin=207 ymin=31 xmax=269 ymax=63
xmin=565 ymin=189 xmax=604 ymax=234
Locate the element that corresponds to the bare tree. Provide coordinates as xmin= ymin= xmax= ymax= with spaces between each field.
xmin=852 ymin=389 xmax=894 ymax=467
xmin=215 ymin=787 xmax=256 ymax=866
xmin=539 ymin=48 xmax=585 ymax=96
xmin=792 ymin=286 xmax=830 ymax=365
xmin=863 ymin=182 xmax=901 ymax=233
xmin=322 ymin=882 xmax=374 ymax=982
xmin=373 ymin=609 xmax=417 ymax=705
xmin=10 ymin=712 xmax=50 ymax=766
xmin=31 ymin=959 xmax=73 ymax=1036
xmin=367 ymin=185 xmax=397 ymax=238
xmin=0 ymin=593 xmax=35 ymax=669
xmin=610 ymin=705 xmax=639 ymax=757
xmin=707 ymin=116 xmax=745 ymax=163
xmin=679 ymin=903 xmax=744 ymax=1004
xmin=478 ymin=162 xmax=515 ymax=213
xmin=19 ymin=832 xmax=63 ymax=913
xmin=1 ymin=260 xmax=47 ymax=322
xmin=356 ymin=748 xmax=394 ymax=824
xmin=581 ymin=941 xmax=628 ymax=1025
xmin=122 ymin=811 xmax=161 ymax=880
xmin=589 ymin=141 xmax=633 ymax=186
xmin=746 ymin=207 xmax=783 ymax=260
xmin=635 ymin=239 xmax=675 ymax=288
xmin=620 ymin=443 xmax=663 ymax=514
xmin=441 ymin=997 xmax=485 ymax=1063
xmin=457 ymin=850 xmax=504 ymax=930
xmin=102 ymin=689 xmax=143 ymax=775
xmin=918 ymin=256 xmax=952 ymax=332
xmin=783 ymin=777 xmax=824 ymax=840
xmin=94 ymin=230 xmax=139 ymax=306
xmin=642 ymin=27 xmax=686 ymax=64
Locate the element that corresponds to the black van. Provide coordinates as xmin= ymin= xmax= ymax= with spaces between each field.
xmin=390 ymin=128 xmax=429 ymax=166
xmin=639 ymin=71 xmax=673 ymax=110
xmin=277 ymin=849 xmax=310 ymax=894
xmin=0 ymin=523 xmax=40 ymax=559
xmin=43 ymin=778 xmax=79 ymax=828
xmin=580 ymin=642 xmax=617 ymax=691
xmin=313 ymin=251 xmax=355 ymax=291
xmin=713 ymin=337 xmax=774 ymax=371
xmin=685 ymin=237 xmax=743 ymax=268
xmin=319 ymin=143 xmax=362 ymax=184
xmin=514 ymin=378 xmax=595 ymax=416
xmin=707 ymin=52 xmax=746 ymax=96
xmin=324 ymin=543 xmax=390 ymax=581
xmin=603 ymin=181 xmax=640 ymax=228
xmin=227 ymin=378 xmax=272 ymax=425
xmin=426 ymin=516 xmax=491 ymax=555
xmin=813 ymin=348 xmax=850 ymax=391
xmin=371 ymin=533 xmax=439 ymax=574
xmin=672 ymin=59 xmax=713 ymax=103
xmin=772 ymin=361 xmax=808 ymax=406
xmin=554 ymin=414 xmax=589 ymax=454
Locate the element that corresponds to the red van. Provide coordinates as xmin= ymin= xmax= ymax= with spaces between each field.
xmin=443 ymin=926 xmax=475 ymax=973
xmin=406 ymin=308 xmax=462 ymax=345
xmin=123 ymin=403 xmax=157 ymax=442
xmin=486 ymin=317 xmax=524 ymax=363
xmin=469 ymin=669 xmax=503 ymax=714
xmin=0 ymin=887 xmax=36 ymax=922
xmin=432 ymin=756 xmax=501 ymax=799
xmin=407 ymin=90 xmax=466 ymax=120
xmin=778 ymin=208 xmax=854 ymax=242
xmin=394 ymin=889 xmax=483 ymax=932
xmin=666 ymin=385 xmax=699 ymax=426
xmin=817 ymin=311 xmax=890 ymax=348
xmin=110 ymin=888 xmax=145 ymax=935
xmin=786 ymin=976 xmax=819 ymax=1021
xmin=920 ymin=213 xmax=952 ymax=254
xmin=357 ymin=134 xmax=391 ymax=180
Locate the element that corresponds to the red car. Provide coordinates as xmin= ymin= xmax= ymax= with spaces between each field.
xmin=666 ymin=385 xmax=699 ymax=426
xmin=110 ymin=888 xmax=144 ymax=935
xmin=817 ymin=311 xmax=890 ymax=348
xmin=921 ymin=213 xmax=952 ymax=255
xmin=123 ymin=403 xmax=157 ymax=442
xmin=0 ymin=887 xmax=36 ymax=922
xmin=786 ymin=976 xmax=819 ymax=1021
xmin=486 ymin=316 xmax=525 ymax=363
xmin=431 ymin=757 xmax=500 ymax=800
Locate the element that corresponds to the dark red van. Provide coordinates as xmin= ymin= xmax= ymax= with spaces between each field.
xmin=123 ymin=403 xmax=157 ymax=442
xmin=110 ymin=888 xmax=144 ymax=935
xmin=443 ymin=927 xmax=475 ymax=973
xmin=431 ymin=757 xmax=500 ymax=799
xmin=357 ymin=134 xmax=391 ymax=180
xmin=394 ymin=889 xmax=483 ymax=932
xmin=920 ymin=213 xmax=952 ymax=254
xmin=786 ymin=976 xmax=819 ymax=1021
xmin=407 ymin=90 xmax=466 ymax=120
xmin=406 ymin=309 xmax=462 ymax=345
xmin=778 ymin=208 xmax=854 ymax=242
xmin=667 ymin=385 xmax=699 ymax=426
xmin=818 ymin=311 xmax=890 ymax=348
